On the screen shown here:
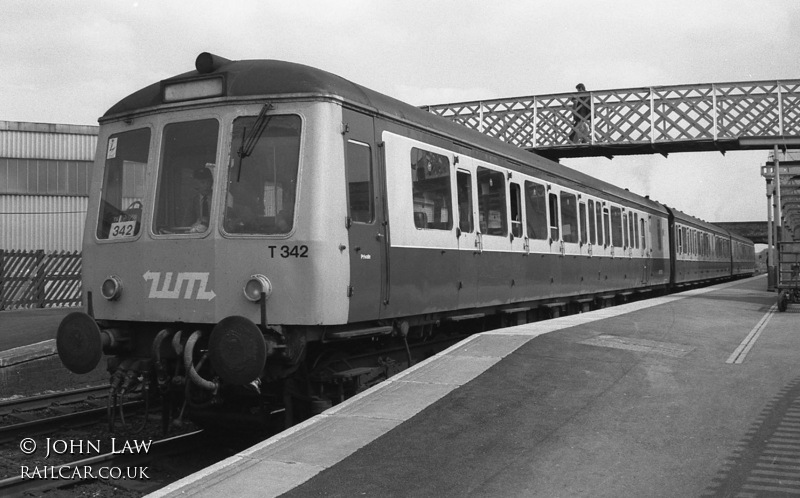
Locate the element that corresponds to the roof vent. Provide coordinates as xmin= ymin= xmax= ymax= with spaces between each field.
xmin=196 ymin=53 xmax=231 ymax=74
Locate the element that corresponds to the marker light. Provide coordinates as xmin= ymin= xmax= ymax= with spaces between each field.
xmin=243 ymin=275 xmax=273 ymax=302
xmin=101 ymin=275 xmax=123 ymax=301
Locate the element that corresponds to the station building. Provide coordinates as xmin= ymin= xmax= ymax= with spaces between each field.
xmin=0 ymin=121 xmax=98 ymax=252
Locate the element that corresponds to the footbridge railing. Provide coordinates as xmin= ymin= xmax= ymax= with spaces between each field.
xmin=424 ymin=80 xmax=800 ymax=159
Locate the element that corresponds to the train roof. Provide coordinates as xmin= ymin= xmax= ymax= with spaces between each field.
xmin=728 ymin=229 xmax=754 ymax=244
xmin=669 ymin=206 xmax=739 ymax=239
xmin=104 ymin=53 xmax=665 ymax=212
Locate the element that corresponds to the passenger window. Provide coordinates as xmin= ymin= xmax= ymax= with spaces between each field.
xmin=679 ymin=226 xmax=684 ymax=254
xmin=579 ymin=202 xmax=587 ymax=244
xmin=687 ymin=229 xmax=691 ymax=254
xmin=684 ymin=227 xmax=689 ymax=253
xmin=656 ymin=218 xmax=662 ymax=251
xmin=411 ymin=148 xmax=452 ymax=230
xmin=560 ymin=191 xmax=578 ymax=243
xmin=610 ymin=206 xmax=623 ymax=248
xmin=596 ymin=202 xmax=604 ymax=246
xmin=548 ymin=192 xmax=560 ymax=241
xmin=640 ymin=217 xmax=646 ymax=249
xmin=510 ymin=182 xmax=522 ymax=238
xmin=588 ymin=200 xmax=596 ymax=245
xmin=457 ymin=170 xmax=474 ymax=233
xmin=629 ymin=213 xmax=635 ymax=249
xmin=622 ymin=211 xmax=628 ymax=248
xmin=524 ymin=181 xmax=547 ymax=240
xmin=477 ymin=167 xmax=506 ymax=236
xmin=603 ymin=207 xmax=610 ymax=247
xmin=346 ymin=140 xmax=373 ymax=223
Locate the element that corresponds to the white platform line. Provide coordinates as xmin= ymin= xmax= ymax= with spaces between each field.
xmin=727 ymin=304 xmax=777 ymax=364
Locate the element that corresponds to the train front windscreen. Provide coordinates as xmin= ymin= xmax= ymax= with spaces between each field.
xmin=95 ymin=113 xmax=302 ymax=241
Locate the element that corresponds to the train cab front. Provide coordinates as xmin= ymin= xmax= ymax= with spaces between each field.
xmin=56 ymin=103 xmax=310 ymax=425
xmin=56 ymin=54 xmax=351 ymax=429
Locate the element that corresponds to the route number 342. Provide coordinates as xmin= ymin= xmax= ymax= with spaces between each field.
xmin=109 ymin=221 xmax=137 ymax=239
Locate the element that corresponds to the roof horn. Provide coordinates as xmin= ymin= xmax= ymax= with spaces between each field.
xmin=196 ymin=53 xmax=231 ymax=74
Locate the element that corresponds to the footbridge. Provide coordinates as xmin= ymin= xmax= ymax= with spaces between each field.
xmin=424 ymin=80 xmax=800 ymax=161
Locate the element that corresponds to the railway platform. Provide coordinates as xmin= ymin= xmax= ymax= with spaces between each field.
xmin=152 ymin=274 xmax=799 ymax=496
xmin=0 ymin=307 xmax=106 ymax=397
xmin=0 ymin=306 xmax=71 ymax=369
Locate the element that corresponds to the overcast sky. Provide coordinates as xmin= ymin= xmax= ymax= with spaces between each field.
xmin=3 ymin=0 xmax=799 ymax=224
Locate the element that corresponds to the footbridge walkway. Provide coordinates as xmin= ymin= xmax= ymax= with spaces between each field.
xmin=424 ymin=80 xmax=800 ymax=161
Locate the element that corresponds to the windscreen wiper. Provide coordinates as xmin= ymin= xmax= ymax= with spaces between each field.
xmin=238 ymin=102 xmax=274 ymax=159
xmin=236 ymin=102 xmax=274 ymax=181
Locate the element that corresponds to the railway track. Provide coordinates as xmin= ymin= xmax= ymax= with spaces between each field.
xmin=0 ymin=385 xmax=266 ymax=497
xmin=0 ymin=429 xmax=207 ymax=497
xmin=0 ymin=385 xmax=108 ymax=416
xmin=0 ymin=385 xmax=147 ymax=443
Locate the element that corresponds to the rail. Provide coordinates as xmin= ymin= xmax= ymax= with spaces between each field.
xmin=424 ymin=80 xmax=800 ymax=159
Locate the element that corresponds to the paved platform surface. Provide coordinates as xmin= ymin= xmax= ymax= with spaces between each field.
xmin=0 ymin=307 xmax=73 ymax=351
xmin=153 ymin=275 xmax=800 ymax=497
xmin=0 ymin=307 xmax=105 ymax=397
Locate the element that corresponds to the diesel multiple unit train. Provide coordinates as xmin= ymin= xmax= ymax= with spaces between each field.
xmin=57 ymin=53 xmax=755 ymax=426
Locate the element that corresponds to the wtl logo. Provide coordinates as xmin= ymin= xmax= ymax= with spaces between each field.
xmin=142 ymin=271 xmax=216 ymax=300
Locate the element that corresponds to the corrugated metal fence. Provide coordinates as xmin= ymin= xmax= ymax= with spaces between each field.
xmin=0 ymin=250 xmax=82 ymax=310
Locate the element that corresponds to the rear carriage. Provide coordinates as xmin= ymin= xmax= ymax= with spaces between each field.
xmin=731 ymin=231 xmax=756 ymax=277
xmin=667 ymin=209 xmax=737 ymax=286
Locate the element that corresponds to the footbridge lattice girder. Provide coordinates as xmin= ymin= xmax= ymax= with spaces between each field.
xmin=424 ymin=80 xmax=800 ymax=159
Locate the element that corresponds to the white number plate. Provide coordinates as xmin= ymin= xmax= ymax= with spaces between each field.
xmin=109 ymin=221 xmax=137 ymax=239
